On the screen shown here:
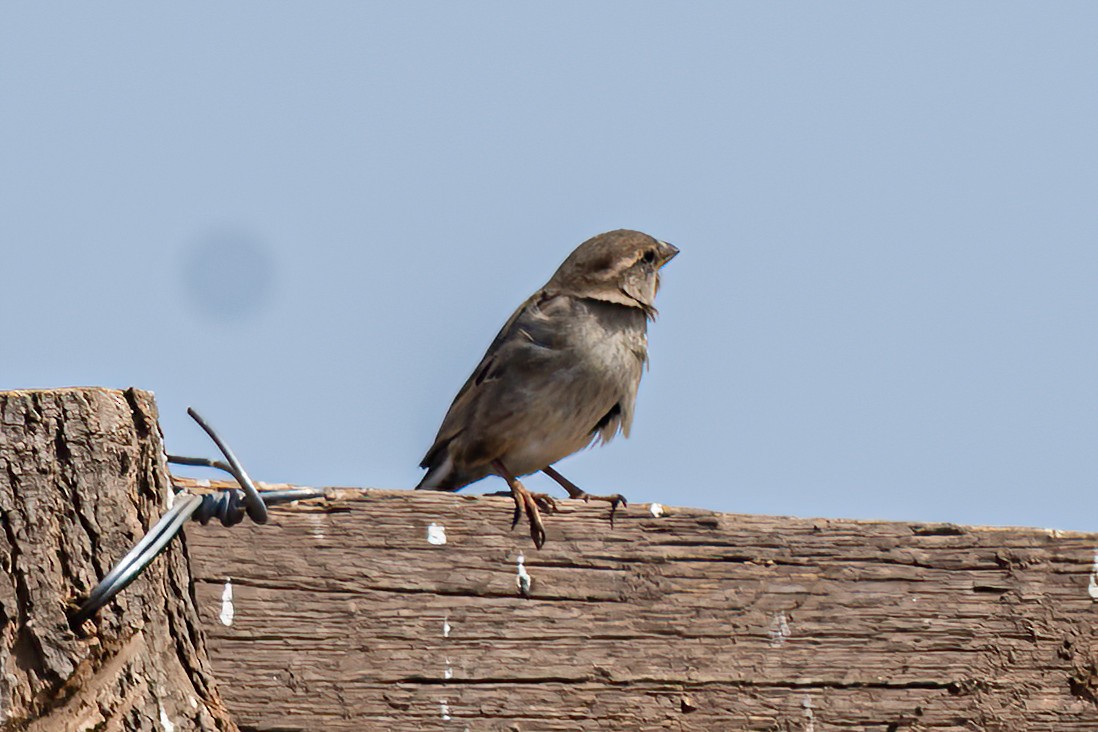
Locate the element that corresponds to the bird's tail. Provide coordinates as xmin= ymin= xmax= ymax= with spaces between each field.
xmin=415 ymin=449 xmax=456 ymax=491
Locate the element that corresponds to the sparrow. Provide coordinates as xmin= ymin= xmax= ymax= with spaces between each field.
xmin=416 ymin=229 xmax=679 ymax=548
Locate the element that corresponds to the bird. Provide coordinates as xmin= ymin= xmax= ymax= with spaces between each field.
xmin=416 ymin=229 xmax=678 ymax=548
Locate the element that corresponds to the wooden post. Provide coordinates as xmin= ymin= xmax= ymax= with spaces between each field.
xmin=0 ymin=388 xmax=235 ymax=731
xmin=184 ymin=484 xmax=1098 ymax=731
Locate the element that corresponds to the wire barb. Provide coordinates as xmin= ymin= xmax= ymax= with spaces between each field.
xmin=185 ymin=407 xmax=268 ymax=524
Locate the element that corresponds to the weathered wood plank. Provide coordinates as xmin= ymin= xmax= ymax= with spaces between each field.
xmin=185 ymin=483 xmax=1098 ymax=730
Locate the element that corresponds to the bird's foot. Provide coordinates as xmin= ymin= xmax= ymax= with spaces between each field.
xmin=540 ymin=465 xmax=627 ymax=527
xmin=506 ymin=481 xmax=549 ymax=549
xmin=575 ymin=491 xmax=628 ymax=527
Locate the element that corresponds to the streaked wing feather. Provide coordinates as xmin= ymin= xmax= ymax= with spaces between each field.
xmin=419 ymin=291 xmax=562 ymax=469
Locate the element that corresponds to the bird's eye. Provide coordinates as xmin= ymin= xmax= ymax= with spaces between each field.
xmin=642 ymin=249 xmax=657 ymax=265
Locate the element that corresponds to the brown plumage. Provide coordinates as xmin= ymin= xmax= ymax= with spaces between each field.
xmin=416 ymin=229 xmax=678 ymax=547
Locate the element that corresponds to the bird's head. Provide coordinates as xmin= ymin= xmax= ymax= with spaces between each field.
xmin=547 ymin=229 xmax=679 ymax=317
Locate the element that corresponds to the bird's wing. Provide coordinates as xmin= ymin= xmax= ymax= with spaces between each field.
xmin=418 ymin=290 xmax=565 ymax=476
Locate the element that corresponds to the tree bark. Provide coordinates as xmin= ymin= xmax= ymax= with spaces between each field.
xmin=184 ymin=482 xmax=1098 ymax=731
xmin=0 ymin=388 xmax=235 ymax=732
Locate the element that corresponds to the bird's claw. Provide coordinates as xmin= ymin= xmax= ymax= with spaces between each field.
xmin=606 ymin=494 xmax=627 ymax=527
xmin=531 ymin=492 xmax=558 ymax=514
xmin=528 ymin=514 xmax=547 ymax=549
xmin=521 ymin=492 xmax=547 ymax=549
xmin=508 ymin=486 xmax=548 ymax=549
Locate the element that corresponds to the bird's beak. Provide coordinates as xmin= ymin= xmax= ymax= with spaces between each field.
xmin=657 ymin=241 xmax=680 ymax=267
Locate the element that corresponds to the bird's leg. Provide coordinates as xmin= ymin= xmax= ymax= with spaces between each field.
xmin=542 ymin=465 xmax=627 ymax=526
xmin=492 ymin=460 xmax=553 ymax=549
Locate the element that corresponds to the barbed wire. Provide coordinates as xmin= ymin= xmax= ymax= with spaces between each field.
xmin=70 ymin=408 xmax=324 ymax=628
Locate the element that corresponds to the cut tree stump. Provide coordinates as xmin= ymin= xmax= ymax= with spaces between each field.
xmin=184 ymin=481 xmax=1098 ymax=731
xmin=0 ymin=388 xmax=235 ymax=732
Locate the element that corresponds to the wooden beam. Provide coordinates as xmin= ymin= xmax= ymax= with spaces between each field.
xmin=184 ymin=481 xmax=1098 ymax=730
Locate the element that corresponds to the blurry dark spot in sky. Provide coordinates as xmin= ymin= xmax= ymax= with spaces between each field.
xmin=181 ymin=229 xmax=274 ymax=321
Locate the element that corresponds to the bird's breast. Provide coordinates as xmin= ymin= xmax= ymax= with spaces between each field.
xmin=565 ymin=301 xmax=648 ymax=377
xmin=490 ymin=299 xmax=649 ymax=476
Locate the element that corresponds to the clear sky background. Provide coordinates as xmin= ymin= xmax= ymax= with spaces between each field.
xmin=3 ymin=4 xmax=1096 ymax=531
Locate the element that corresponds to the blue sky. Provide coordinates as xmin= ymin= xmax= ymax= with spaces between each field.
xmin=3 ymin=3 xmax=1096 ymax=531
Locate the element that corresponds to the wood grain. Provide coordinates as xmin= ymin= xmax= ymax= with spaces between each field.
xmin=185 ymin=483 xmax=1098 ymax=730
